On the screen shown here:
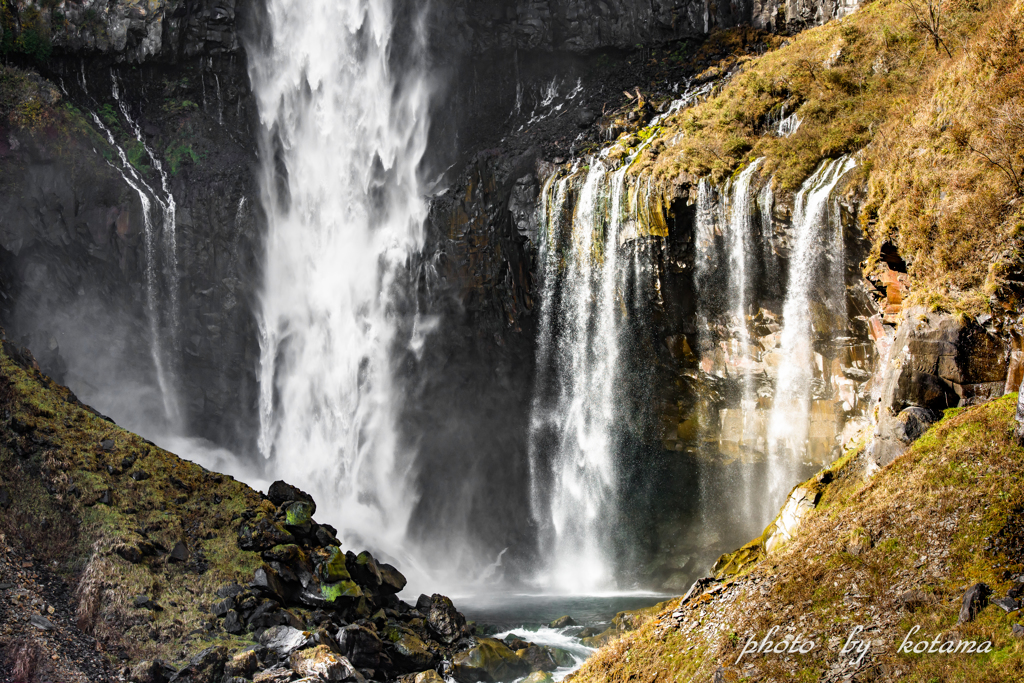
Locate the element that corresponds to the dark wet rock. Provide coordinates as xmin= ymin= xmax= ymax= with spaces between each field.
xmin=503 ymin=636 xmax=530 ymax=650
xmin=238 ymin=515 xmax=296 ymax=551
xmin=0 ymin=487 xmax=10 ymax=509
xmin=959 ymin=582 xmax=990 ymax=623
xmin=223 ymin=609 xmax=244 ymax=635
xmin=133 ymin=595 xmax=161 ymax=611
xmin=348 ymin=550 xmax=383 ymax=587
xmin=29 ymin=614 xmax=55 ymax=631
xmin=378 ymin=563 xmax=408 ymax=595
xmin=427 ymin=594 xmax=466 ymax=643
xmin=415 ymin=594 xmax=432 ymax=612
xmin=260 ymin=625 xmax=309 ymax=656
xmin=129 ymin=469 xmax=151 ymax=481
xmin=452 ymin=637 xmax=531 ymax=683
xmin=268 ymin=480 xmax=315 ymax=507
xmin=99 ymin=439 xmax=115 ymax=451
xmin=548 ymin=615 xmax=576 ymax=628
xmin=892 ymin=407 xmax=938 ymax=444
xmin=169 ymin=541 xmax=190 ymax=563
xmin=211 ymin=597 xmax=235 ymax=617
xmin=253 ymin=565 xmax=292 ymax=602
xmin=338 ymin=624 xmax=383 ymax=668
xmin=98 ymin=489 xmax=113 ymax=505
xmin=520 ymin=645 xmax=557 ymax=672
xmin=316 ymin=525 xmax=341 ymax=548
xmin=171 ymin=646 xmax=227 ymax=683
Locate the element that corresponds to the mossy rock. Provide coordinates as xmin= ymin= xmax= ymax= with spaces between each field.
xmin=452 ymin=637 xmax=531 ymax=682
xmin=237 ymin=515 xmax=295 ymax=551
xmin=285 ymin=500 xmax=315 ymax=526
xmin=320 ymin=579 xmax=363 ymax=603
xmin=387 ymin=629 xmax=436 ymax=671
xmin=318 ymin=546 xmax=352 ymax=583
xmin=524 ymin=673 xmax=555 ymax=683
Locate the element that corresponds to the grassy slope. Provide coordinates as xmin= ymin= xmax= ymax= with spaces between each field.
xmin=570 ymin=394 xmax=1024 ymax=682
xmin=620 ymin=0 xmax=1024 ymax=315
xmin=0 ymin=339 xmax=269 ymax=668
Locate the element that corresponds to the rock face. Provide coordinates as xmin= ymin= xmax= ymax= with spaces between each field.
xmin=872 ymin=309 xmax=1008 ymax=465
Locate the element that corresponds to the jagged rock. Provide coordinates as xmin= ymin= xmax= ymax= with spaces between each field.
xmin=238 ymin=516 xmax=296 ymax=551
xmin=504 ymin=636 xmax=530 ymax=650
xmin=338 ymin=624 xmax=383 ymax=668
xmin=322 ymin=580 xmax=364 ymax=604
xmin=260 ymin=625 xmax=309 ymax=656
xmin=959 ymin=583 xmax=990 ymax=623
xmin=1013 ymin=624 xmax=1024 ymax=638
xmin=253 ymin=668 xmax=294 ymax=683
xmin=415 ymin=594 xmax=432 ymax=611
xmin=130 ymin=660 xmax=176 ymax=683
xmin=129 ymin=470 xmax=150 ymax=481
xmin=247 ymin=599 xmax=284 ymax=631
xmin=452 ymin=637 xmax=530 ymax=683
xmin=171 ymin=646 xmax=228 ymax=683
xmin=290 ymin=645 xmax=363 ymax=681
xmin=169 ymin=541 xmax=190 ymax=563
xmin=316 ymin=525 xmax=341 ymax=548
xmin=378 ymin=562 xmax=408 ymax=594
xmin=224 ymin=649 xmax=260 ymax=679
xmin=320 ymin=547 xmax=355 ymax=583
xmin=253 ymin=565 xmax=292 ymax=602
xmin=519 ymin=646 xmax=557 ymax=672
xmin=427 ymin=594 xmax=466 ymax=643
xmin=548 ymin=615 xmax=576 ymax=628
xmin=892 ymin=406 xmax=938 ymax=444
xmin=268 ymin=480 xmax=315 ymax=507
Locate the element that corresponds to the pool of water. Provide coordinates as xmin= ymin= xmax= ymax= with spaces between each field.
xmin=454 ymin=593 xmax=671 ymax=681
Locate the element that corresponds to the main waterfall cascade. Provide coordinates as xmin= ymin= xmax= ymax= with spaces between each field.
xmin=248 ymin=0 xmax=432 ymax=563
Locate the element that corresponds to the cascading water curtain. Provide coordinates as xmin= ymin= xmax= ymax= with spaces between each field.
xmin=766 ymin=156 xmax=855 ymax=510
xmin=248 ymin=0 xmax=431 ymax=557
xmin=528 ymin=159 xmax=640 ymax=592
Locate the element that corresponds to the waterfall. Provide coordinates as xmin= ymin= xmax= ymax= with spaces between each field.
xmin=248 ymin=0 xmax=431 ymax=557
xmin=767 ymin=156 xmax=855 ymax=507
xmin=725 ymin=158 xmax=763 ymax=405
xmin=89 ymin=89 xmax=182 ymax=429
xmin=528 ymin=158 xmax=637 ymax=592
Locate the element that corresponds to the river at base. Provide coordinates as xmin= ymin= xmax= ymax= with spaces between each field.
xmin=456 ymin=593 xmax=672 ymax=681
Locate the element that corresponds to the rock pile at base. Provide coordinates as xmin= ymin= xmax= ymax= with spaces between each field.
xmin=134 ymin=480 xmax=571 ymax=683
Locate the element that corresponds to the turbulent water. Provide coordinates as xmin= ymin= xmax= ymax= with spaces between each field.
xmin=248 ymin=0 xmax=431 ymax=560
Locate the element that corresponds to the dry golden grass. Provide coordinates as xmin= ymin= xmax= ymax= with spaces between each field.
xmin=570 ymin=394 xmax=1024 ymax=682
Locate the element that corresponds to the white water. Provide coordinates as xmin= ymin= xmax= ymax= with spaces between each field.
xmin=725 ymin=157 xmax=764 ymax=404
xmin=767 ymin=156 xmax=855 ymax=506
xmin=494 ymin=627 xmax=593 ymax=681
xmin=529 ymin=157 xmax=635 ymax=592
xmin=248 ymin=0 xmax=431 ymax=558
xmin=89 ymin=89 xmax=182 ymax=429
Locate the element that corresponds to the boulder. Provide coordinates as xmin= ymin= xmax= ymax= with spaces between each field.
xmin=519 ymin=646 xmax=556 ymax=672
xmin=523 ymin=673 xmax=554 ymax=683
xmin=959 ymin=582 xmax=990 ymax=624
xmin=378 ymin=562 xmax=408 ymax=594
xmin=260 ymin=625 xmax=309 ymax=656
xmin=427 ymin=594 xmax=466 ymax=643
xmin=168 ymin=541 xmax=190 ymax=563
xmin=549 ymin=648 xmax=575 ymax=667
xmin=891 ymin=406 xmax=938 ymax=444
xmin=993 ymin=596 xmax=1020 ymax=613
xmin=320 ymin=547 xmax=354 ymax=583
xmin=548 ymin=615 xmax=576 ymax=628
xmin=285 ymin=500 xmax=316 ymax=526
xmin=385 ymin=627 xmax=437 ymax=672
xmin=321 ymin=580 xmax=364 ymax=604
xmin=414 ymin=672 xmax=445 ymax=683
xmin=289 ymin=645 xmax=361 ymax=681
xmin=452 ymin=638 xmax=530 ymax=683
xmin=212 ymin=597 xmax=235 ymax=617
xmin=267 ymin=480 xmax=315 ymax=507
xmin=1013 ymin=624 xmax=1024 ymax=638
xmin=337 ymin=624 xmax=383 ymax=668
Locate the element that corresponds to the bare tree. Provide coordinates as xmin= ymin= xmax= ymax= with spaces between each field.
xmin=969 ymin=101 xmax=1024 ymax=197
xmin=901 ymin=0 xmax=953 ymax=57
